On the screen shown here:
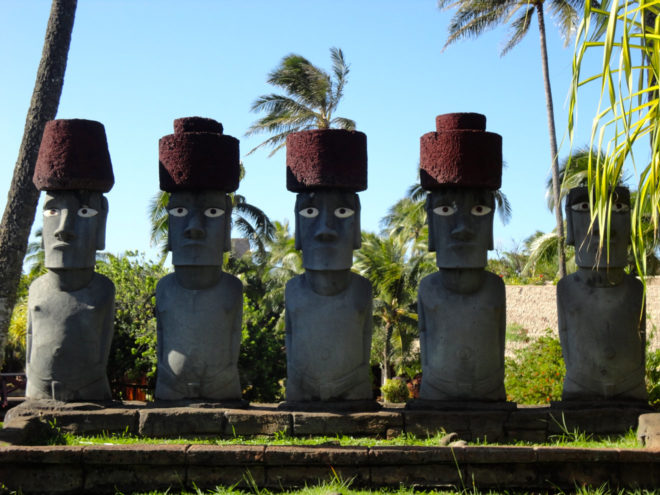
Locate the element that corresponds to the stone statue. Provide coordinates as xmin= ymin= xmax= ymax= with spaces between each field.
xmin=155 ymin=117 xmax=243 ymax=401
xmin=283 ymin=129 xmax=373 ymax=403
xmin=557 ymin=186 xmax=647 ymax=401
xmin=416 ymin=113 xmax=507 ymax=402
xmin=26 ymin=119 xmax=115 ymax=401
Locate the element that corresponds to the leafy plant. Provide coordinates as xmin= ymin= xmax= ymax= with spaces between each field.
xmin=381 ymin=377 xmax=410 ymax=403
xmin=505 ymin=329 xmax=565 ymax=404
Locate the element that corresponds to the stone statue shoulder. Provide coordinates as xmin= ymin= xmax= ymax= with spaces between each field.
xmin=156 ymin=271 xmax=242 ymax=304
xmin=28 ymin=271 xmax=114 ymax=299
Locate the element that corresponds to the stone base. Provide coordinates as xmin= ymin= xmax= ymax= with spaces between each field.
xmin=4 ymin=399 xmax=123 ymax=422
xmin=277 ymin=400 xmax=381 ymax=412
xmin=405 ymin=399 xmax=517 ymax=411
xmin=551 ymin=400 xmax=653 ymax=410
xmin=149 ymin=399 xmax=249 ymax=409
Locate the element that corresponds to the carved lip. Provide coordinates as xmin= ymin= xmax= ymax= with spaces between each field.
xmin=50 ymin=242 xmax=72 ymax=249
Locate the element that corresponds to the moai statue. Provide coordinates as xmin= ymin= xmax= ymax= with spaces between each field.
xmin=155 ymin=117 xmax=243 ymax=402
xmin=557 ymin=186 xmax=647 ymax=402
xmin=416 ymin=113 xmax=508 ymax=403
xmin=26 ymin=119 xmax=115 ymax=402
xmin=283 ymin=129 xmax=374 ymax=405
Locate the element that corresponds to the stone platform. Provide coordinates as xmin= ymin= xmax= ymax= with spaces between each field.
xmin=0 ymin=400 xmax=654 ymax=444
xmin=1 ymin=402 xmax=659 ymax=493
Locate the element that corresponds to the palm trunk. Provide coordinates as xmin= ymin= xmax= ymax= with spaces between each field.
xmin=0 ymin=0 xmax=77 ymax=368
xmin=535 ymin=3 xmax=566 ymax=278
xmin=382 ymin=321 xmax=394 ymax=387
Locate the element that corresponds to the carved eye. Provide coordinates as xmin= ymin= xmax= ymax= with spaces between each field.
xmin=43 ymin=209 xmax=59 ymax=217
xmin=471 ymin=205 xmax=492 ymax=216
xmin=299 ymin=207 xmax=319 ymax=218
xmin=204 ymin=207 xmax=225 ymax=218
xmin=334 ymin=207 xmax=354 ymax=218
xmin=571 ymin=202 xmax=590 ymax=212
xmin=77 ymin=207 xmax=98 ymax=218
xmin=169 ymin=207 xmax=188 ymax=217
xmin=612 ymin=202 xmax=629 ymax=213
xmin=433 ymin=205 xmax=456 ymax=216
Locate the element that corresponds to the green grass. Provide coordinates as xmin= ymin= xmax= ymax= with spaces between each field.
xmin=58 ymin=427 xmax=641 ymax=449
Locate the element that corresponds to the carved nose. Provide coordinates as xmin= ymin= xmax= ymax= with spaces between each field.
xmin=450 ymin=217 xmax=474 ymax=241
xmin=184 ymin=213 xmax=206 ymax=240
xmin=314 ymin=212 xmax=338 ymax=241
xmin=54 ymin=211 xmax=76 ymax=242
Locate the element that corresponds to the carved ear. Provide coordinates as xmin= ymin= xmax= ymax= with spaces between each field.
xmin=425 ymin=194 xmax=435 ymax=252
xmin=353 ymin=194 xmax=361 ymax=249
xmin=294 ymin=194 xmax=302 ymax=250
xmin=95 ymin=195 xmax=109 ymax=251
xmin=565 ymin=201 xmax=575 ymax=246
xmin=224 ymin=194 xmax=233 ymax=253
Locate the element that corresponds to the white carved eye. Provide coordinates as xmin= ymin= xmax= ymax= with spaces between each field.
xmin=44 ymin=209 xmax=59 ymax=217
xmin=612 ymin=202 xmax=629 ymax=213
xmin=433 ymin=205 xmax=456 ymax=216
xmin=204 ymin=207 xmax=225 ymax=218
xmin=77 ymin=207 xmax=98 ymax=218
xmin=471 ymin=205 xmax=492 ymax=216
xmin=299 ymin=207 xmax=319 ymax=218
xmin=334 ymin=207 xmax=354 ymax=218
xmin=571 ymin=202 xmax=590 ymax=212
xmin=169 ymin=207 xmax=188 ymax=217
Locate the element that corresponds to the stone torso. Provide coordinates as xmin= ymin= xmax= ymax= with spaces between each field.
xmin=284 ymin=272 xmax=372 ymax=401
xmin=155 ymin=272 xmax=242 ymax=400
xmin=418 ymin=271 xmax=506 ymax=401
xmin=557 ymin=272 xmax=646 ymax=400
xmin=26 ymin=272 xmax=115 ymax=401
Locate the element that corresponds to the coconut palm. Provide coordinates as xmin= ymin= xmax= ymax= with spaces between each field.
xmin=438 ymin=0 xmax=591 ymax=278
xmin=545 ymin=147 xmax=606 ymax=212
xmin=246 ymin=47 xmax=356 ymax=157
xmin=354 ymin=231 xmax=434 ymax=385
xmin=0 ymin=0 xmax=77 ymax=368
xmin=569 ymin=0 xmax=659 ymax=276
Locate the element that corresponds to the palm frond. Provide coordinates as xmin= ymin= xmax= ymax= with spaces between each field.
xmin=501 ymin=5 xmax=535 ymax=55
xmin=329 ymin=117 xmax=356 ymax=130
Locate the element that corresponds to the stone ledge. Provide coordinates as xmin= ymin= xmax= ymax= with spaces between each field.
xmin=1 ymin=402 xmax=655 ymax=446
xmin=0 ymin=444 xmax=658 ymax=493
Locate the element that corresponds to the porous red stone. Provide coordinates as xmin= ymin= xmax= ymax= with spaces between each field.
xmin=159 ymin=117 xmax=239 ymax=192
xmin=33 ymin=119 xmax=114 ymax=192
xmin=420 ymin=112 xmax=502 ymax=190
xmin=286 ymin=129 xmax=367 ymax=192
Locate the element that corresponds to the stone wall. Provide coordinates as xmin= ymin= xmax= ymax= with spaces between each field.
xmin=506 ymin=279 xmax=660 ymax=351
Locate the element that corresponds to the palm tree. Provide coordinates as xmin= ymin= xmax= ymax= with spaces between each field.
xmin=246 ymin=47 xmax=356 ymax=156
xmin=569 ymin=0 xmax=659 ymax=277
xmin=0 ymin=0 xmax=77 ymax=368
xmin=438 ymin=0 xmax=590 ymax=278
xmin=354 ymin=232 xmax=434 ymax=386
xmin=545 ymin=147 xmax=606 ymax=212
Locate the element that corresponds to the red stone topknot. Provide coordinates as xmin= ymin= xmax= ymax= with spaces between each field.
xmin=286 ymin=129 xmax=367 ymax=192
xmin=159 ymin=117 xmax=239 ymax=192
xmin=33 ymin=119 xmax=114 ymax=192
xmin=420 ymin=112 xmax=502 ymax=190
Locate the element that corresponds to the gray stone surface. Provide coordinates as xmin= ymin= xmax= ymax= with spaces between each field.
xmin=636 ymin=413 xmax=660 ymax=448
xmin=155 ymin=190 xmax=242 ymax=401
xmin=26 ymin=191 xmax=115 ymax=401
xmin=558 ymin=187 xmax=647 ymax=401
xmin=418 ymin=188 xmax=506 ymax=401
xmin=285 ymin=190 xmax=373 ymax=402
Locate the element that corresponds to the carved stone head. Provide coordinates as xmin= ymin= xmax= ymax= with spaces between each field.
xmin=566 ymin=186 xmax=631 ymax=269
xmin=419 ymin=113 xmax=502 ymax=269
xmin=159 ymin=117 xmax=240 ymax=267
xmin=286 ymin=129 xmax=367 ymax=271
xmin=34 ymin=119 xmax=114 ymax=270
xmin=426 ymin=187 xmax=494 ymax=268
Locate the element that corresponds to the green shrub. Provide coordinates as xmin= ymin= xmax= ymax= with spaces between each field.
xmin=381 ymin=377 xmax=410 ymax=403
xmin=647 ymin=347 xmax=660 ymax=408
xmin=505 ymin=329 xmax=565 ymax=404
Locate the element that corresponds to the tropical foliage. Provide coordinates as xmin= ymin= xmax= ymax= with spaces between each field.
xmin=438 ymin=0 xmax=588 ymax=278
xmin=569 ymin=0 xmax=660 ymax=276
xmin=246 ymin=47 xmax=355 ymax=156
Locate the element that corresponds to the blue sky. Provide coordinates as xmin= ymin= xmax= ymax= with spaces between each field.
xmin=0 ymin=1 xmax=603 ymax=264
